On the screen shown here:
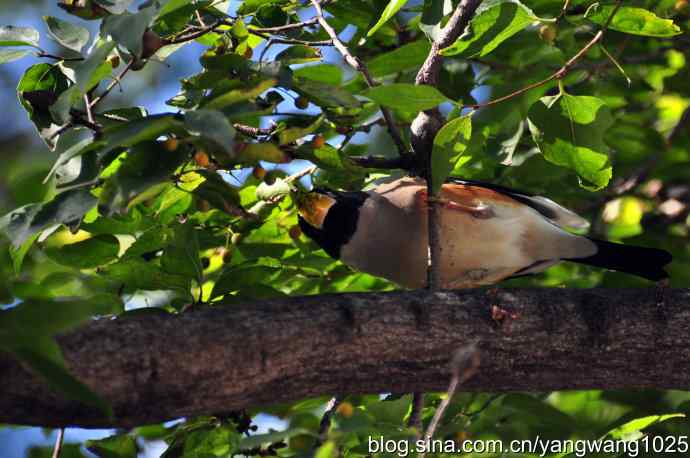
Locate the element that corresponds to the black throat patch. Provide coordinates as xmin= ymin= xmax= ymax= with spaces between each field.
xmin=298 ymin=189 xmax=369 ymax=259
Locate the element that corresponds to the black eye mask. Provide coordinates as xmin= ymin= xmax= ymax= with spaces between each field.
xmin=298 ymin=189 xmax=369 ymax=259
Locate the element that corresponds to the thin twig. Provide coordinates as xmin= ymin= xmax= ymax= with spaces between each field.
xmin=465 ymin=394 xmax=502 ymax=418
xmin=309 ymin=0 xmax=407 ymax=156
xmin=167 ymin=19 xmax=223 ymax=44
xmin=89 ymin=59 xmax=135 ymax=109
xmin=233 ymin=123 xmax=277 ymax=138
xmin=465 ymin=0 xmax=623 ymax=110
xmin=249 ymin=18 xmax=319 ymax=33
xmin=557 ymin=0 xmax=571 ymax=19
xmin=419 ymin=344 xmax=480 ymax=458
xmin=416 ymin=0 xmax=483 ymax=86
xmin=37 ymin=52 xmax=84 ymax=62
xmin=83 ymin=94 xmax=94 ymax=125
xmin=286 ymin=165 xmax=318 ymax=184
xmin=251 ymin=30 xmax=332 ymax=47
xmin=52 ymin=428 xmax=65 ymax=458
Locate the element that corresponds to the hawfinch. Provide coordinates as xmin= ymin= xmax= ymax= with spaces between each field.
xmin=297 ymin=177 xmax=672 ymax=289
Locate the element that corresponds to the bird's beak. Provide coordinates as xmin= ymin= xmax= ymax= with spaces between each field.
xmin=296 ymin=192 xmax=336 ymax=229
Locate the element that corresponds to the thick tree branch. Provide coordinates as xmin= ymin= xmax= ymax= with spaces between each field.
xmin=1 ymin=288 xmax=689 ymax=429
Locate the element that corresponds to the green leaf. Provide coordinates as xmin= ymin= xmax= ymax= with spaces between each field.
xmin=292 ymin=64 xmax=342 ymax=85
xmin=204 ymin=78 xmax=276 ymax=110
xmin=10 ymin=233 xmax=40 ymax=274
xmin=17 ymin=63 xmax=70 ymax=146
xmin=315 ymin=441 xmax=337 ymax=458
xmin=74 ymin=40 xmax=115 ymax=92
xmin=0 ymin=189 xmax=98 ymax=248
xmin=292 ymin=78 xmax=361 ymax=108
xmin=98 ymin=141 xmax=188 ymax=215
xmin=237 ymin=427 xmax=312 ymax=449
xmin=45 ymin=128 xmax=94 ymax=184
xmin=86 ymin=434 xmax=137 ymax=458
xmin=211 ymin=263 xmax=282 ymax=299
xmin=0 ymin=48 xmax=30 ymax=64
xmin=185 ymin=109 xmax=235 ymax=154
xmin=95 ymin=0 xmax=135 ymax=15
xmin=0 ymin=25 xmax=40 ymax=48
xmin=101 ymin=2 xmax=162 ymax=57
xmin=102 ymin=258 xmax=190 ymax=293
xmin=240 ymin=143 xmax=289 ymax=164
xmin=363 ymin=83 xmax=450 ymax=113
xmin=44 ymin=16 xmax=90 ymax=52
xmin=527 ymin=94 xmax=613 ymax=190
xmin=278 ymin=115 xmax=324 ymax=145
xmin=367 ymin=39 xmax=431 ymax=78
xmin=275 ymin=45 xmax=322 ymax=64
xmin=587 ymin=5 xmax=682 ymax=38
xmin=45 ymin=235 xmax=120 ymax=269
xmin=161 ymin=221 xmax=203 ymax=284
xmin=605 ymin=414 xmax=685 ymax=441
xmin=367 ymin=395 xmax=412 ymax=426
xmin=368 ymin=0 xmax=408 ymax=37
xmin=441 ymin=0 xmax=537 ymax=58
xmin=102 ymin=114 xmax=180 ymax=152
xmin=190 ymin=170 xmax=243 ymax=215
xmin=237 ymin=0 xmax=289 ymax=15
xmin=431 ymin=115 xmax=472 ymax=193
xmin=420 ymin=0 xmax=452 ymax=40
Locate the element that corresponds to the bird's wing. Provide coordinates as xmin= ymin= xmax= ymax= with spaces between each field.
xmin=446 ymin=178 xmax=590 ymax=229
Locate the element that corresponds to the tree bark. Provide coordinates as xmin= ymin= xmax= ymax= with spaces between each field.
xmin=1 ymin=288 xmax=688 ymax=429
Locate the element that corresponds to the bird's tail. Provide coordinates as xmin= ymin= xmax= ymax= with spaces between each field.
xmin=567 ymin=238 xmax=672 ymax=281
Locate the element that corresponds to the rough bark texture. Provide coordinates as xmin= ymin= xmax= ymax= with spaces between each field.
xmin=1 ymin=288 xmax=688 ymax=429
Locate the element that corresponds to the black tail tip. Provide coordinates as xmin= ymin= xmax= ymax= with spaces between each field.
xmin=572 ymin=239 xmax=672 ymax=282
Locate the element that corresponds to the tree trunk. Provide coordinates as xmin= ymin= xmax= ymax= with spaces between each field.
xmin=1 ymin=288 xmax=688 ymax=428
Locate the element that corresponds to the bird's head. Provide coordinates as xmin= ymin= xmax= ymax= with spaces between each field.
xmin=295 ymin=187 xmax=369 ymax=258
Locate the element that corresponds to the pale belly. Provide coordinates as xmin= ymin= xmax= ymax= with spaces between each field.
xmin=341 ymin=198 xmax=537 ymax=289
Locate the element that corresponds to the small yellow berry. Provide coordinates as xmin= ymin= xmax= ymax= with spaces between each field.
xmin=539 ymin=24 xmax=557 ymax=45
xmin=194 ymin=150 xmax=210 ymax=167
xmin=163 ymin=138 xmax=179 ymax=152
xmin=252 ymin=165 xmax=266 ymax=180
xmin=311 ymin=135 xmax=326 ymax=149
xmin=336 ymin=402 xmax=354 ymax=418
xmin=295 ymin=96 xmax=309 ymax=110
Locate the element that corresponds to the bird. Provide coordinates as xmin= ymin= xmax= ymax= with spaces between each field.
xmin=296 ymin=176 xmax=672 ymax=289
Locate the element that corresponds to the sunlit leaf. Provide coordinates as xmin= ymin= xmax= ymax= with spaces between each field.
xmin=431 ymin=115 xmax=472 ymax=193
xmin=363 ymin=83 xmax=450 ymax=113
xmin=587 ymin=5 xmax=682 ymax=38
xmin=45 ymin=235 xmax=120 ymax=269
xmin=528 ymin=94 xmax=613 ymax=190
xmin=0 ymin=25 xmax=40 ymax=48
xmin=441 ymin=0 xmax=537 ymax=58
xmin=367 ymin=0 xmax=408 ymax=37
xmin=0 ymin=48 xmax=30 ymax=64
xmin=44 ymin=16 xmax=90 ymax=52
